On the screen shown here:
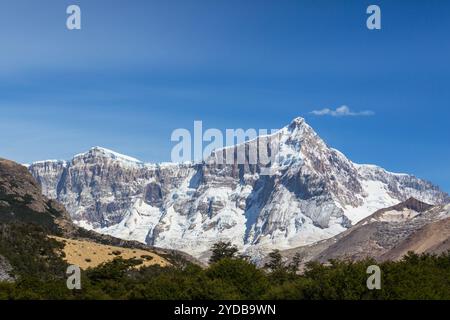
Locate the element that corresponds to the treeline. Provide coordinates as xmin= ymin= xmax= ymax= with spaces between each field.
xmin=1 ymin=228 xmax=450 ymax=300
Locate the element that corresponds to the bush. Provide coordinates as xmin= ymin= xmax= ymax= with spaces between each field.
xmin=207 ymin=258 xmax=269 ymax=299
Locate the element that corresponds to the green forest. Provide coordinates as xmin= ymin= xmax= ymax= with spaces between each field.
xmin=1 ymin=222 xmax=450 ymax=300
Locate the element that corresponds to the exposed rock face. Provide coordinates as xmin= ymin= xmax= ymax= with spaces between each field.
xmin=28 ymin=118 xmax=449 ymax=259
xmin=0 ymin=255 xmax=14 ymax=282
xmin=0 ymin=158 xmax=70 ymax=230
xmin=145 ymin=183 xmax=164 ymax=207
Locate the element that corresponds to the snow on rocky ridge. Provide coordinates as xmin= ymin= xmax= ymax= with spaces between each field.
xmin=28 ymin=118 xmax=449 ymax=261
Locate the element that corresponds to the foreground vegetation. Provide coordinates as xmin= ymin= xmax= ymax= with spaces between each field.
xmin=1 ymin=224 xmax=449 ymax=300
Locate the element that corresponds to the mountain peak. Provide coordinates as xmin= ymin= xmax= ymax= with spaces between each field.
xmin=290 ymin=116 xmax=306 ymax=125
xmin=392 ymin=197 xmax=434 ymax=213
xmin=74 ymin=147 xmax=143 ymax=164
xmin=287 ymin=116 xmax=307 ymax=130
xmin=281 ymin=116 xmax=325 ymax=150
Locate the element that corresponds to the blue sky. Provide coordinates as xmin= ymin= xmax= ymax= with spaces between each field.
xmin=0 ymin=0 xmax=449 ymax=192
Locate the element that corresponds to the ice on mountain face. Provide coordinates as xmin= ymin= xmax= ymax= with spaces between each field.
xmin=28 ymin=117 xmax=449 ymax=261
xmin=341 ymin=180 xmax=399 ymax=224
xmin=95 ymin=199 xmax=162 ymax=243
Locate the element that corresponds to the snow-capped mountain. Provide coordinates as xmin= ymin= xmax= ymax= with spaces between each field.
xmin=29 ymin=117 xmax=449 ymax=260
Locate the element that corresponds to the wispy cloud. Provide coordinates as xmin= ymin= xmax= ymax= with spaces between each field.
xmin=310 ymin=105 xmax=375 ymax=117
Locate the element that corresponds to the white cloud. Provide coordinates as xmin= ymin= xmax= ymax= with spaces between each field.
xmin=310 ymin=105 xmax=375 ymax=117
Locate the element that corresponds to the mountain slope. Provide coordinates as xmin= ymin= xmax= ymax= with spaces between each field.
xmin=50 ymin=236 xmax=171 ymax=270
xmin=0 ymin=158 xmax=198 ymax=280
xmin=380 ymin=216 xmax=450 ymax=260
xmin=29 ymin=118 xmax=449 ymax=259
xmin=281 ymin=198 xmax=450 ymax=267
xmin=0 ymin=158 xmax=70 ymax=231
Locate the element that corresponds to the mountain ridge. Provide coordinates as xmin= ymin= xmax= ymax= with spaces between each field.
xmin=28 ymin=117 xmax=449 ymax=260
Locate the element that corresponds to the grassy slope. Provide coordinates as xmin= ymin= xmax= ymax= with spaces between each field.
xmin=51 ymin=236 xmax=171 ymax=269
